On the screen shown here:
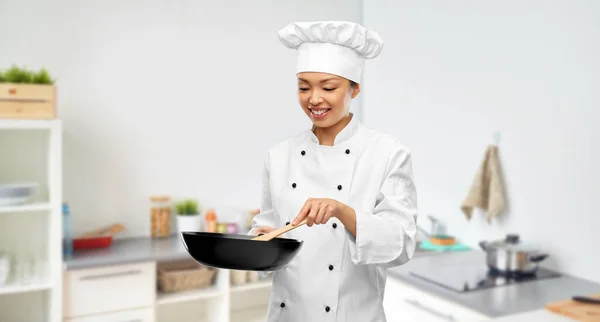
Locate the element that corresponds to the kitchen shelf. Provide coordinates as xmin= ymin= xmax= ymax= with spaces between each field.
xmin=231 ymin=306 xmax=268 ymax=322
xmin=157 ymin=308 xmax=268 ymax=322
xmin=152 ymin=270 xmax=271 ymax=322
xmin=0 ymin=201 xmax=52 ymax=214
xmin=230 ymin=279 xmax=272 ymax=293
xmin=0 ymin=119 xmax=58 ymax=130
xmin=0 ymin=120 xmax=62 ymax=322
xmin=0 ymin=280 xmax=53 ymax=295
xmin=156 ymin=278 xmax=272 ymax=305
xmin=156 ymin=286 xmax=225 ymax=305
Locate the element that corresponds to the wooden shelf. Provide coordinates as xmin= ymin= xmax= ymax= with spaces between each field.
xmin=0 ymin=202 xmax=52 ymax=214
xmin=156 ymin=286 xmax=226 ymax=305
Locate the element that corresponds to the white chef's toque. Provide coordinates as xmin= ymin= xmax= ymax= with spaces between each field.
xmin=277 ymin=21 xmax=384 ymax=84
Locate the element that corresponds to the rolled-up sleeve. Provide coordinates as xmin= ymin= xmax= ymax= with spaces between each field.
xmin=346 ymin=146 xmax=418 ymax=267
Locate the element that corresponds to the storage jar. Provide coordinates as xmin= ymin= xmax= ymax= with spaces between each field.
xmin=150 ymin=195 xmax=172 ymax=238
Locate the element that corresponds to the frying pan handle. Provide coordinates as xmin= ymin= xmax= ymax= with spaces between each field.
xmin=252 ymin=219 xmax=308 ymax=241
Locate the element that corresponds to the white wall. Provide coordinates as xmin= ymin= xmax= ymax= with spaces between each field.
xmin=2 ymin=0 xmax=598 ymax=284
xmin=363 ymin=1 xmax=599 ymax=283
xmin=0 ymin=0 xmax=361 ymax=237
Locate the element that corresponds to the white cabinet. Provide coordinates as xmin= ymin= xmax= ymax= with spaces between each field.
xmin=63 ymin=262 xmax=156 ymax=320
xmin=62 ymin=259 xmax=273 ymax=322
xmin=384 ymin=277 xmax=491 ymax=322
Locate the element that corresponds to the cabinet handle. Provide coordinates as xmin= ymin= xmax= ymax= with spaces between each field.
xmin=404 ymin=298 xmax=456 ymax=321
xmin=121 ymin=320 xmax=142 ymax=322
xmin=79 ymin=269 xmax=142 ymax=281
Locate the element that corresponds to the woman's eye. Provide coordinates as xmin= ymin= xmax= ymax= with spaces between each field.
xmin=324 ymin=88 xmax=337 ymax=92
xmin=299 ymin=88 xmax=309 ymax=91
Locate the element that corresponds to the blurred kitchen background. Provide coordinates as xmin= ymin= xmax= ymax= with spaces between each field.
xmin=0 ymin=0 xmax=598 ymax=321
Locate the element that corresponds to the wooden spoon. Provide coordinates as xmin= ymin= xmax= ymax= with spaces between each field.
xmin=251 ymin=219 xmax=307 ymax=241
xmin=80 ymin=223 xmax=126 ymax=238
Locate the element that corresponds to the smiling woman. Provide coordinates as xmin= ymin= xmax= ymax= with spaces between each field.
xmin=249 ymin=21 xmax=419 ymax=322
xmin=297 ymin=73 xmax=359 ymax=144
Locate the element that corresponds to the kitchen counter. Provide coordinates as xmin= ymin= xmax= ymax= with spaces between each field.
xmin=64 ymin=235 xmax=191 ymax=270
xmin=388 ymin=250 xmax=600 ymax=319
xmin=64 ymin=236 xmax=599 ymax=321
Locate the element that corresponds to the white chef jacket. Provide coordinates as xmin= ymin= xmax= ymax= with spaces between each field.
xmin=250 ymin=115 xmax=418 ymax=322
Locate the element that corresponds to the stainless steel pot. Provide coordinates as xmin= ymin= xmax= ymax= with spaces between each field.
xmin=479 ymin=234 xmax=549 ymax=275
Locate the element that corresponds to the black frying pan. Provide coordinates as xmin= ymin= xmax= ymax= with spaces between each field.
xmin=180 ymin=221 xmax=306 ymax=271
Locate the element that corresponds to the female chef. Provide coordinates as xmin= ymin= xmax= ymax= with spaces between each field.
xmin=250 ymin=21 xmax=419 ymax=322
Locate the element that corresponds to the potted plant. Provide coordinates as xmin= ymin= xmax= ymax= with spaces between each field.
xmin=0 ymin=65 xmax=57 ymax=119
xmin=174 ymin=199 xmax=202 ymax=233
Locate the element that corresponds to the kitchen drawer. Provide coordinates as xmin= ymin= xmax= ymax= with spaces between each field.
xmin=64 ymin=262 xmax=156 ymax=318
xmin=385 ymin=278 xmax=490 ymax=321
xmin=65 ymin=307 xmax=154 ymax=322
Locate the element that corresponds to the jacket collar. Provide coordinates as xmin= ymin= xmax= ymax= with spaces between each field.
xmin=308 ymin=113 xmax=360 ymax=146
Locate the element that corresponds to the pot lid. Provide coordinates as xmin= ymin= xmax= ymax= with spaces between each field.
xmin=486 ymin=234 xmax=540 ymax=252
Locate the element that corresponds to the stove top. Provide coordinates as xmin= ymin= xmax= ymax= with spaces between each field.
xmin=409 ymin=264 xmax=561 ymax=293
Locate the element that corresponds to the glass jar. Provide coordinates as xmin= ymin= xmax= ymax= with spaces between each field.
xmin=150 ymin=195 xmax=172 ymax=238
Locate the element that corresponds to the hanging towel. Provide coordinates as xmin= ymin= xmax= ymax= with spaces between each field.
xmin=461 ymin=144 xmax=506 ymax=223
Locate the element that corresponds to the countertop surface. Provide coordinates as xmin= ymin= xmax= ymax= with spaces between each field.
xmin=387 ymin=250 xmax=600 ymax=319
xmin=64 ymin=235 xmax=191 ymax=270
xmin=64 ymin=236 xmax=600 ymax=321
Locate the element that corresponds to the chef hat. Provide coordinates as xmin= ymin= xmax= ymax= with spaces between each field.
xmin=277 ymin=21 xmax=384 ymax=84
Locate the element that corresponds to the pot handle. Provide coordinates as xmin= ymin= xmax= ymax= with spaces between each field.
xmin=479 ymin=241 xmax=489 ymax=251
xmin=529 ymin=253 xmax=549 ymax=262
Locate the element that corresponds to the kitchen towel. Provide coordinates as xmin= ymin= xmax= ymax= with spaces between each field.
xmin=461 ymin=144 xmax=506 ymax=223
xmin=418 ymin=240 xmax=471 ymax=252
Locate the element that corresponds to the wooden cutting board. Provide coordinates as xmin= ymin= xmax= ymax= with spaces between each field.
xmin=546 ymin=294 xmax=600 ymax=321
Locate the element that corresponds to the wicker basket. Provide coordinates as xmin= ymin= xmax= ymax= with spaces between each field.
xmin=157 ymin=260 xmax=217 ymax=293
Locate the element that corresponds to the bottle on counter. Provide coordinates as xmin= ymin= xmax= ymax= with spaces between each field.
xmin=205 ymin=208 xmax=217 ymax=233
xmin=62 ymin=202 xmax=73 ymax=258
xmin=150 ymin=195 xmax=172 ymax=238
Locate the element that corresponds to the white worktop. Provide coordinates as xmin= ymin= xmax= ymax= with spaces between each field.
xmin=388 ymin=250 xmax=600 ymax=319
xmin=64 ymin=236 xmax=597 ymax=322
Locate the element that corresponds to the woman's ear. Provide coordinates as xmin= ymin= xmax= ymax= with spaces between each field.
xmin=351 ymin=84 xmax=361 ymax=99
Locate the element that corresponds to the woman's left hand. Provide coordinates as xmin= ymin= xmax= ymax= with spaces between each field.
xmin=292 ymin=198 xmax=347 ymax=227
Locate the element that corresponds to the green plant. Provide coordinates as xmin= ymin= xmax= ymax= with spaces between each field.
xmin=0 ymin=65 xmax=55 ymax=84
xmin=32 ymin=68 xmax=53 ymax=84
xmin=175 ymin=199 xmax=200 ymax=216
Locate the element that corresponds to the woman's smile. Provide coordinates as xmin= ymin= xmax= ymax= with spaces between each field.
xmin=309 ymin=107 xmax=331 ymax=119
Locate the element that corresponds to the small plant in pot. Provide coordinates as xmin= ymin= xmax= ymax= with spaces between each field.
xmin=175 ymin=199 xmax=202 ymax=233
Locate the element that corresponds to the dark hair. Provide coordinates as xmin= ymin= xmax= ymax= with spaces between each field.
xmin=350 ymin=80 xmax=357 ymax=88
